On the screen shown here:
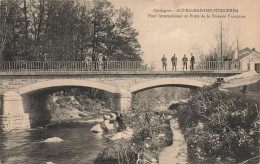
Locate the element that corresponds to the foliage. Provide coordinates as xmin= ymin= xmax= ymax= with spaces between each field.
xmin=45 ymin=87 xmax=115 ymax=121
xmin=172 ymin=86 xmax=259 ymax=163
xmin=205 ymin=25 xmax=237 ymax=61
xmin=0 ymin=0 xmax=142 ymax=61
xmin=95 ymin=139 xmax=136 ymax=164
xmin=190 ymin=24 xmax=237 ymax=62
xmin=188 ymin=43 xmax=205 ymax=62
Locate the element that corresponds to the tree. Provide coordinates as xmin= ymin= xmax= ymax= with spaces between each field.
xmin=0 ymin=0 xmax=25 ymax=61
xmin=207 ymin=24 xmax=236 ymax=61
xmin=0 ymin=1 xmax=8 ymax=61
xmin=111 ymin=7 xmax=142 ymax=61
xmin=88 ymin=1 xmax=142 ymax=61
xmin=0 ymin=0 xmax=142 ymax=62
xmin=188 ymin=43 xmax=205 ymax=62
xmin=26 ymin=0 xmax=46 ymax=60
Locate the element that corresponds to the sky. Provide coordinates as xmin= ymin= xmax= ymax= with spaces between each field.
xmin=110 ymin=0 xmax=260 ymax=62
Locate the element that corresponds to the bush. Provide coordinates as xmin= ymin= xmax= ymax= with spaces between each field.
xmin=173 ymin=86 xmax=259 ymax=163
xmin=58 ymin=104 xmax=66 ymax=108
xmin=95 ymin=139 xmax=136 ymax=164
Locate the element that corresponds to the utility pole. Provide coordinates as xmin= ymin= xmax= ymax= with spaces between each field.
xmin=237 ymin=39 xmax=239 ymax=52
xmin=220 ymin=21 xmax=223 ymax=61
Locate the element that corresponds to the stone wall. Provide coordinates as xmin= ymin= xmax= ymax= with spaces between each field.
xmin=0 ymin=114 xmax=30 ymax=132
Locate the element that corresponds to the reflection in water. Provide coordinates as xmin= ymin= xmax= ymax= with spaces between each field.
xmin=0 ymin=119 xmax=106 ymax=164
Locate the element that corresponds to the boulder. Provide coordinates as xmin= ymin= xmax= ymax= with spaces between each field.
xmin=84 ymin=118 xmax=104 ymax=123
xmin=166 ymin=115 xmax=173 ymax=120
xmin=150 ymin=157 xmax=157 ymax=163
xmin=91 ymin=124 xmax=103 ymax=133
xmin=195 ymin=122 xmax=204 ymax=132
xmin=158 ymin=133 xmax=165 ymax=138
xmin=104 ymin=120 xmax=114 ymax=130
xmin=42 ymin=137 xmax=63 ymax=143
xmin=143 ymin=153 xmax=157 ymax=163
xmin=110 ymin=127 xmax=133 ymax=140
xmin=103 ymin=115 xmax=111 ymax=120
xmin=109 ymin=113 xmax=117 ymax=121
xmin=145 ymin=143 xmax=150 ymax=148
xmin=197 ymin=122 xmax=204 ymax=130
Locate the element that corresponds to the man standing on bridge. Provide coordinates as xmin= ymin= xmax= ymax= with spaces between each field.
xmin=190 ymin=53 xmax=195 ymax=70
xmin=171 ymin=54 xmax=177 ymax=71
xmin=161 ymin=55 xmax=167 ymax=71
xmin=102 ymin=55 xmax=108 ymax=70
xmin=182 ymin=54 xmax=188 ymax=71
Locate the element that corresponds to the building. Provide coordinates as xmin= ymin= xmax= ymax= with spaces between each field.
xmin=238 ymin=48 xmax=260 ymax=73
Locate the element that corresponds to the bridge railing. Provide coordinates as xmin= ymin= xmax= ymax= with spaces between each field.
xmin=195 ymin=61 xmax=242 ymax=71
xmin=142 ymin=61 xmax=243 ymax=71
xmin=0 ymin=61 xmax=243 ymax=72
xmin=0 ymin=61 xmax=145 ymax=72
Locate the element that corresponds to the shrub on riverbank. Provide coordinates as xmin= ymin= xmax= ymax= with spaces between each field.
xmin=172 ymin=86 xmax=259 ymax=163
xmin=95 ymin=111 xmax=172 ymax=163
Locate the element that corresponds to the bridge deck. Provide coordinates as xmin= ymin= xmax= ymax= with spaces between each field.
xmin=0 ymin=70 xmax=246 ymax=76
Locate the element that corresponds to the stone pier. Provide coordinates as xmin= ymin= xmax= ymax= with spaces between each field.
xmin=114 ymin=90 xmax=132 ymax=112
xmin=0 ymin=91 xmax=30 ymax=132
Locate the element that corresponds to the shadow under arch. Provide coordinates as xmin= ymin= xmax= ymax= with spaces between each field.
xmin=129 ymin=78 xmax=210 ymax=93
xmin=14 ymin=79 xmax=129 ymax=128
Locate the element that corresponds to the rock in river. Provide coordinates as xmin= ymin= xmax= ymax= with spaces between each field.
xmin=109 ymin=113 xmax=117 ymax=121
xmin=110 ymin=127 xmax=133 ymax=140
xmin=90 ymin=124 xmax=103 ymax=133
xmin=103 ymin=115 xmax=111 ymax=120
xmin=42 ymin=137 xmax=64 ymax=143
xmin=104 ymin=120 xmax=114 ymax=130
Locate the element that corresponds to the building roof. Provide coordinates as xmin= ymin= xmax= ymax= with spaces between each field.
xmin=238 ymin=47 xmax=260 ymax=60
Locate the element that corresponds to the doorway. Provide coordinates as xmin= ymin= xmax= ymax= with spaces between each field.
xmin=255 ymin=63 xmax=260 ymax=73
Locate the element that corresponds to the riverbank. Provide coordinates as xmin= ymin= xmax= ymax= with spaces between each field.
xmin=94 ymin=111 xmax=173 ymax=163
xmin=159 ymin=119 xmax=188 ymax=164
xmin=94 ymin=97 xmax=178 ymax=163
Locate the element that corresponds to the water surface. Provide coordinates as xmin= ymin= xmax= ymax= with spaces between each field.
xmin=0 ymin=119 xmax=105 ymax=164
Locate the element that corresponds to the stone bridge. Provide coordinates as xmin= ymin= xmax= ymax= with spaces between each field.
xmin=0 ymin=71 xmax=244 ymax=132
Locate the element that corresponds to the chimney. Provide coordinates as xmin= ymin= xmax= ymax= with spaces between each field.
xmin=233 ymin=39 xmax=239 ymax=60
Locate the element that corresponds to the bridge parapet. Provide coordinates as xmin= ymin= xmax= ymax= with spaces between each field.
xmin=0 ymin=61 xmax=245 ymax=73
xmin=0 ymin=72 xmax=242 ymax=95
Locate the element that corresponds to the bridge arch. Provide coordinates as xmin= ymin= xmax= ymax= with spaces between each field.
xmin=17 ymin=79 xmax=121 ymax=95
xmin=0 ymin=79 xmax=132 ymax=132
xmin=16 ymin=79 xmax=131 ymax=113
xmin=129 ymin=78 xmax=210 ymax=93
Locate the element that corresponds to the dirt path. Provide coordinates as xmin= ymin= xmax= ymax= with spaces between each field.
xmin=159 ymin=119 xmax=188 ymax=164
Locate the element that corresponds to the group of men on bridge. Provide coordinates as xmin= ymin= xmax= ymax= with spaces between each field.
xmin=85 ymin=55 xmax=108 ymax=70
xmin=161 ymin=53 xmax=195 ymax=71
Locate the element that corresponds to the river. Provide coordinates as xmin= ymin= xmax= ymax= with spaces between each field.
xmin=0 ymin=119 xmax=106 ymax=164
